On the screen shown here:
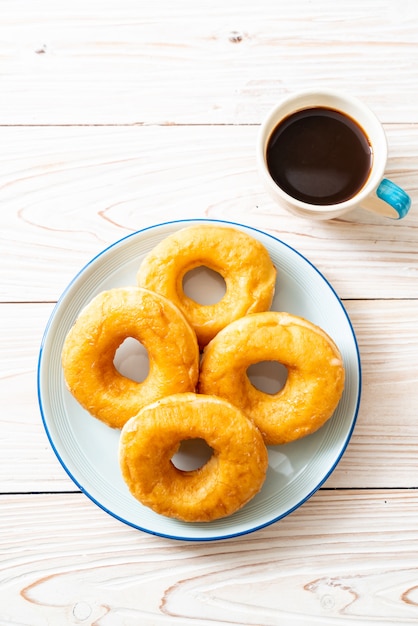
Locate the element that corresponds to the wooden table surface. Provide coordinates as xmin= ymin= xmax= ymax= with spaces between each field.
xmin=2 ymin=1 xmax=418 ymax=624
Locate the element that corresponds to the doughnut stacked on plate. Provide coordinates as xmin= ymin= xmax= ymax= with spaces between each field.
xmin=61 ymin=225 xmax=345 ymax=523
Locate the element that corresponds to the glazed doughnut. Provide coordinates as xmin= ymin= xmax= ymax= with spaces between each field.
xmin=199 ymin=311 xmax=345 ymax=445
xmin=119 ymin=392 xmax=269 ymax=522
xmin=136 ymin=225 xmax=277 ymax=348
xmin=61 ymin=287 xmax=199 ymax=429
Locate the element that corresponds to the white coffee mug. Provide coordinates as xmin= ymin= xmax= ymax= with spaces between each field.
xmin=257 ymin=90 xmax=411 ymax=220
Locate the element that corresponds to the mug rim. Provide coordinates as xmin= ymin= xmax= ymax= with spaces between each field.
xmin=257 ymin=89 xmax=388 ymax=215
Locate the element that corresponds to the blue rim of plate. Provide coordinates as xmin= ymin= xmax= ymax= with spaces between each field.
xmin=37 ymin=218 xmax=361 ymax=541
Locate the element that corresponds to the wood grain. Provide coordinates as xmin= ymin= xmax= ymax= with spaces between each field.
xmin=1 ymin=300 xmax=417 ymax=492
xmin=325 ymin=299 xmax=418 ymax=489
xmin=0 ymin=125 xmax=417 ymax=303
xmin=1 ymin=491 xmax=418 ymax=625
xmin=0 ymin=0 xmax=417 ymax=125
xmin=1 ymin=1 xmax=418 ymax=623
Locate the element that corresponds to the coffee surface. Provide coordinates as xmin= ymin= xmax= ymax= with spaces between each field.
xmin=266 ymin=107 xmax=372 ymax=205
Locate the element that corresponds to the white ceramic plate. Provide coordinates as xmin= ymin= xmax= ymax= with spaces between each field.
xmin=38 ymin=219 xmax=361 ymax=541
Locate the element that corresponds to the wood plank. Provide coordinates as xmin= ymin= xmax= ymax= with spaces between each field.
xmin=1 ymin=125 xmax=417 ymax=303
xmin=324 ymin=299 xmax=418 ymax=489
xmin=1 ymin=490 xmax=418 ymax=625
xmin=0 ymin=302 xmax=75 ymax=492
xmin=0 ymin=0 xmax=417 ymax=124
xmin=1 ymin=300 xmax=417 ymax=492
xmin=2 ymin=1 xmax=417 ymax=621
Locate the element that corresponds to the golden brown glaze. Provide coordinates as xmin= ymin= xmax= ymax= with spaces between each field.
xmin=61 ymin=287 xmax=199 ymax=429
xmin=119 ymin=393 xmax=269 ymax=522
xmin=136 ymin=225 xmax=277 ymax=348
xmin=199 ymin=312 xmax=345 ymax=445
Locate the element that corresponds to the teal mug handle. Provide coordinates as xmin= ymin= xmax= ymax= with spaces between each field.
xmin=376 ymin=179 xmax=411 ymax=219
xmin=361 ymin=178 xmax=411 ymax=219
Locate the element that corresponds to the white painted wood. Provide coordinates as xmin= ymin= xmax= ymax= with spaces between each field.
xmin=0 ymin=0 xmax=417 ymax=124
xmin=1 ymin=300 xmax=417 ymax=491
xmin=0 ymin=125 xmax=417 ymax=302
xmin=1 ymin=491 xmax=418 ymax=625
xmin=1 ymin=1 xmax=418 ymax=622
xmin=325 ymin=299 xmax=418 ymax=489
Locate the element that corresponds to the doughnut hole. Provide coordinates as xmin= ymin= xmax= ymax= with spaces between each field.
xmin=247 ymin=360 xmax=288 ymax=395
xmin=172 ymin=438 xmax=214 ymax=471
xmin=113 ymin=337 xmax=150 ymax=383
xmin=182 ymin=266 xmax=226 ymax=305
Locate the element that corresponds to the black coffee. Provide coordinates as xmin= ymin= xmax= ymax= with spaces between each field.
xmin=266 ymin=107 xmax=372 ymax=205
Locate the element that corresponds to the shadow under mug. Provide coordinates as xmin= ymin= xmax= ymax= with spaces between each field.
xmin=257 ymin=90 xmax=411 ymax=221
